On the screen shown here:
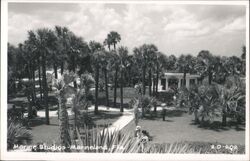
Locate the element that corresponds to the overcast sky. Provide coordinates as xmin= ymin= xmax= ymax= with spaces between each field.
xmin=8 ymin=3 xmax=246 ymax=57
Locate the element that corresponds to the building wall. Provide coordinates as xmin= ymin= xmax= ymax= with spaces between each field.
xmin=156 ymin=73 xmax=200 ymax=92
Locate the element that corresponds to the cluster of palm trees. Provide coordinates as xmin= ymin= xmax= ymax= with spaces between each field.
xmin=8 ymin=25 xmax=246 ymax=125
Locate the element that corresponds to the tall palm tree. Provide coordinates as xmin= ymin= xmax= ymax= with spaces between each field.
xmin=107 ymin=31 xmax=121 ymax=50
xmin=100 ymin=50 xmax=111 ymax=107
xmin=67 ymin=34 xmax=89 ymax=88
xmin=89 ymin=41 xmax=103 ymax=114
xmin=134 ymin=44 xmax=157 ymax=95
xmin=118 ymin=46 xmax=130 ymax=112
xmin=54 ymin=26 xmax=71 ymax=75
xmin=104 ymin=31 xmax=121 ymax=108
xmin=146 ymin=44 xmax=158 ymax=96
xmin=36 ymin=28 xmax=57 ymax=125
xmin=154 ymin=52 xmax=168 ymax=96
xmin=103 ymin=34 xmax=112 ymax=51
xmin=196 ymin=50 xmax=218 ymax=85
xmin=53 ymin=72 xmax=76 ymax=151
xmin=133 ymin=46 xmax=146 ymax=94
xmin=110 ymin=51 xmax=119 ymax=108
xmin=177 ymin=54 xmax=195 ymax=87
xmin=18 ymin=41 xmax=37 ymax=118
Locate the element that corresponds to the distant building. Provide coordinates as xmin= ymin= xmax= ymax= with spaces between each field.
xmin=156 ymin=72 xmax=201 ymax=92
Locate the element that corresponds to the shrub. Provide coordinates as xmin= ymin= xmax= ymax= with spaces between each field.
xmin=188 ymin=84 xmax=222 ymax=124
xmin=176 ymin=87 xmax=190 ymax=108
xmin=157 ymin=91 xmax=175 ymax=103
xmin=73 ymin=127 xmax=245 ymax=154
xmin=7 ymin=120 xmax=33 ymax=150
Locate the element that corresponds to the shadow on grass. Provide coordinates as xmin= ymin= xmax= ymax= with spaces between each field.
xmin=143 ymin=109 xmax=187 ymax=121
xmin=96 ymin=97 xmax=131 ymax=109
xmin=89 ymin=111 xmax=123 ymax=122
xmin=8 ymin=100 xmax=29 ymax=107
xmin=190 ymin=120 xmax=245 ymax=132
xmin=28 ymin=116 xmax=60 ymax=128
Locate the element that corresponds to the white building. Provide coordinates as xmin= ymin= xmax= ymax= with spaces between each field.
xmin=156 ymin=72 xmax=200 ymax=92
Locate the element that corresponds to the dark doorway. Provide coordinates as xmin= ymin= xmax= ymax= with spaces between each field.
xmin=168 ymin=77 xmax=178 ymax=90
xmin=161 ymin=78 xmax=166 ymax=90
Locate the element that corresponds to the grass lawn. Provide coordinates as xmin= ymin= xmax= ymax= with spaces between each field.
xmin=123 ymin=109 xmax=245 ymax=145
xmin=28 ymin=110 xmax=122 ymax=145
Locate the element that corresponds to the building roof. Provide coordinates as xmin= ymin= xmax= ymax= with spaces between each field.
xmin=163 ymin=72 xmax=200 ymax=78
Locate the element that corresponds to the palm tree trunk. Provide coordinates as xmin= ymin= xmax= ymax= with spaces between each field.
xmin=104 ymin=68 xmax=109 ymax=107
xmin=208 ymin=68 xmax=212 ymax=85
xmin=156 ymin=63 xmax=159 ymax=97
xmin=27 ymin=95 xmax=33 ymax=119
xmin=142 ymin=65 xmax=146 ymax=95
xmin=32 ymin=63 xmax=37 ymax=100
xmin=222 ymin=111 xmax=227 ymax=126
xmin=61 ymin=62 xmax=64 ymax=75
xmin=94 ymin=65 xmax=99 ymax=114
xmin=120 ymin=68 xmax=124 ymax=112
xmin=194 ymin=109 xmax=199 ymax=123
xmin=72 ymin=58 xmax=77 ymax=88
xmin=113 ymin=66 xmax=118 ymax=108
xmin=38 ymin=58 xmax=43 ymax=100
xmin=28 ymin=63 xmax=35 ymax=106
xmin=54 ymin=63 xmax=58 ymax=79
xmin=59 ymin=92 xmax=71 ymax=152
xmin=128 ymin=67 xmax=132 ymax=87
xmin=42 ymin=54 xmax=50 ymax=125
xmin=149 ymin=68 xmax=152 ymax=96
xmin=183 ymin=71 xmax=186 ymax=87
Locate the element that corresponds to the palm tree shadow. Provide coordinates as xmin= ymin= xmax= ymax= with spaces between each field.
xmin=190 ymin=120 xmax=245 ymax=132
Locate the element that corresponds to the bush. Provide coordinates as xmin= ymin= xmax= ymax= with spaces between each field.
xmin=73 ymin=128 xmax=245 ymax=154
xmin=157 ymin=91 xmax=175 ymax=103
xmin=7 ymin=120 xmax=33 ymax=150
xmin=176 ymin=87 xmax=190 ymax=108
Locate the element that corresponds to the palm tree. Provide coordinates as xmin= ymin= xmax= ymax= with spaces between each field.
xmin=71 ymin=73 xmax=94 ymax=137
xmin=18 ymin=41 xmax=37 ymax=118
xmin=134 ymin=44 xmax=157 ymax=95
xmin=107 ymin=31 xmax=121 ymax=50
xmin=8 ymin=43 xmax=21 ymax=95
xmin=241 ymin=45 xmax=246 ymax=76
xmin=53 ymin=72 xmax=76 ymax=151
xmin=36 ymin=28 xmax=57 ymax=125
xmin=154 ymin=52 xmax=168 ymax=97
xmin=196 ymin=50 xmax=218 ymax=85
xmin=110 ymin=51 xmax=119 ymax=108
xmin=177 ymin=54 xmax=195 ymax=87
xmin=67 ymin=34 xmax=89 ymax=88
xmin=100 ymin=50 xmax=111 ymax=107
xmin=224 ymin=56 xmax=242 ymax=76
xmin=146 ymin=44 xmax=158 ymax=96
xmin=89 ymin=41 xmax=103 ymax=114
xmin=118 ymin=46 xmax=130 ymax=112
xmin=54 ymin=26 xmax=71 ymax=75
xmin=103 ymin=35 xmax=112 ymax=51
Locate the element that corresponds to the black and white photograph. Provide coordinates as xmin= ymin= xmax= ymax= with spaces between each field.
xmin=1 ymin=0 xmax=249 ymax=160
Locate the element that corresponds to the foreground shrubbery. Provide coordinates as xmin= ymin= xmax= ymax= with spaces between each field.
xmin=28 ymin=127 xmax=245 ymax=154
xmin=7 ymin=119 xmax=33 ymax=150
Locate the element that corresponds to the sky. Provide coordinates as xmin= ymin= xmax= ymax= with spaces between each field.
xmin=8 ymin=2 xmax=246 ymax=57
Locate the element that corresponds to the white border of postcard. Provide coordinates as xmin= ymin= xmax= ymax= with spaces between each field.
xmin=1 ymin=0 xmax=249 ymax=160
